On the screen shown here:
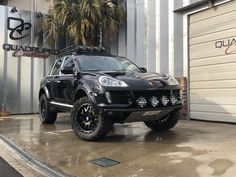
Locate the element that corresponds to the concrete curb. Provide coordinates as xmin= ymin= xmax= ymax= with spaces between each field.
xmin=0 ymin=135 xmax=66 ymax=177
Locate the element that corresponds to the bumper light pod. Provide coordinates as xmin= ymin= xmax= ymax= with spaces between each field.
xmin=161 ymin=96 xmax=169 ymax=106
xmin=136 ymin=96 xmax=147 ymax=108
xmin=170 ymin=96 xmax=177 ymax=105
xmin=149 ymin=96 xmax=159 ymax=107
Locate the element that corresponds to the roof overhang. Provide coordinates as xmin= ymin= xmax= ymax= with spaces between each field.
xmin=174 ymin=0 xmax=232 ymax=13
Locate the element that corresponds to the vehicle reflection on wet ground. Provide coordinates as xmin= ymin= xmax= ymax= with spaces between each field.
xmin=1 ymin=114 xmax=236 ymax=177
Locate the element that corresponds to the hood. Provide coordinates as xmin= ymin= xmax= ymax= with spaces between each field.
xmin=104 ymin=72 xmax=168 ymax=89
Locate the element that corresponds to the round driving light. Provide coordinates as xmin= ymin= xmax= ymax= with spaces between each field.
xmin=149 ymin=96 xmax=159 ymax=107
xmin=105 ymin=92 xmax=112 ymax=104
xmin=170 ymin=96 xmax=177 ymax=105
xmin=136 ymin=96 xmax=147 ymax=108
xmin=161 ymin=96 xmax=169 ymax=106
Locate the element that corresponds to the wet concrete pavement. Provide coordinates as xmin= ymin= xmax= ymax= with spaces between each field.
xmin=0 ymin=114 xmax=236 ymax=177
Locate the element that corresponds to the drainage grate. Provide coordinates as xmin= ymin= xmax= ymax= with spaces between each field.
xmin=90 ymin=157 xmax=120 ymax=167
xmin=0 ymin=135 xmax=66 ymax=177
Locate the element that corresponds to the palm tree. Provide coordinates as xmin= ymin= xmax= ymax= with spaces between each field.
xmin=43 ymin=0 xmax=125 ymax=49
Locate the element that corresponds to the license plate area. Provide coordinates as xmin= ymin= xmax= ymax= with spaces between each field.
xmin=143 ymin=110 xmax=161 ymax=116
xmin=124 ymin=109 xmax=174 ymax=123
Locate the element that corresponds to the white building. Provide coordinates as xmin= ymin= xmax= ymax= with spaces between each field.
xmin=1 ymin=0 xmax=236 ymax=123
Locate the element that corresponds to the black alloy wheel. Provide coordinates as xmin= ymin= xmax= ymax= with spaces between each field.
xmin=40 ymin=100 xmax=46 ymax=119
xmin=71 ymin=97 xmax=112 ymax=141
xmin=144 ymin=111 xmax=179 ymax=131
xmin=39 ymin=94 xmax=57 ymax=124
xmin=76 ymin=103 xmax=99 ymax=134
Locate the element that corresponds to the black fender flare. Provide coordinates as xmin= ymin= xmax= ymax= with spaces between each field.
xmin=73 ymin=84 xmax=100 ymax=105
xmin=74 ymin=87 xmax=90 ymax=101
xmin=39 ymin=86 xmax=50 ymax=100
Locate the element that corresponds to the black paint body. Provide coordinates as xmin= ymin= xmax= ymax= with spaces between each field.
xmin=39 ymin=54 xmax=182 ymax=123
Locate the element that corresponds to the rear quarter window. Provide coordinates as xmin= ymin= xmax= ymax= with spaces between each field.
xmin=51 ymin=59 xmax=62 ymax=75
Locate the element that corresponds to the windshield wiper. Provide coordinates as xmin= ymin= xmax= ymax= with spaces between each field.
xmin=83 ymin=69 xmax=101 ymax=72
xmin=102 ymin=70 xmax=126 ymax=73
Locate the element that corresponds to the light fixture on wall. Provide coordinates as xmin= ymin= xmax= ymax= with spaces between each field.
xmin=36 ymin=11 xmax=43 ymax=18
xmin=10 ymin=6 xmax=18 ymax=13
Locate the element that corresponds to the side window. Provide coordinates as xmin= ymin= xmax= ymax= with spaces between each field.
xmin=51 ymin=59 xmax=62 ymax=75
xmin=62 ymin=57 xmax=75 ymax=71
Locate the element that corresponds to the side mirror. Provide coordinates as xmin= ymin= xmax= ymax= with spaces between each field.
xmin=61 ymin=67 xmax=74 ymax=74
xmin=73 ymin=68 xmax=81 ymax=79
xmin=140 ymin=67 xmax=147 ymax=73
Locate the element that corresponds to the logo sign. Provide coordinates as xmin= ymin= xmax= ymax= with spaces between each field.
xmin=215 ymin=38 xmax=236 ymax=55
xmin=4 ymin=17 xmax=60 ymax=58
xmin=7 ymin=17 xmax=32 ymax=40
xmin=2 ymin=44 xmax=60 ymax=58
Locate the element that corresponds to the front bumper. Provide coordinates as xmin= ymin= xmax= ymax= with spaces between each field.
xmin=90 ymin=87 xmax=183 ymax=122
xmin=93 ymin=103 xmax=182 ymax=123
xmin=97 ymin=104 xmax=182 ymax=112
xmin=124 ymin=107 xmax=181 ymax=123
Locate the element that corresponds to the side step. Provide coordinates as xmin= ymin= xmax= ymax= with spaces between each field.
xmin=50 ymin=101 xmax=73 ymax=108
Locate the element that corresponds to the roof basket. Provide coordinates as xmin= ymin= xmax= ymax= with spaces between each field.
xmin=59 ymin=45 xmax=106 ymax=57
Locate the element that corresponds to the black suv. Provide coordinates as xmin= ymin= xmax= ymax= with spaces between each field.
xmin=39 ymin=46 xmax=182 ymax=141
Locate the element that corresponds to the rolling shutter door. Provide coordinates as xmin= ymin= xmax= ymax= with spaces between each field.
xmin=189 ymin=0 xmax=236 ymax=122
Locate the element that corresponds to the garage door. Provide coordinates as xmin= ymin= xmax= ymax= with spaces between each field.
xmin=189 ymin=0 xmax=236 ymax=122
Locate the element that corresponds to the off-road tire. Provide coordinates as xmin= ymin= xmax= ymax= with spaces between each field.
xmin=39 ymin=94 xmax=57 ymax=124
xmin=144 ymin=111 xmax=179 ymax=131
xmin=71 ymin=97 xmax=112 ymax=141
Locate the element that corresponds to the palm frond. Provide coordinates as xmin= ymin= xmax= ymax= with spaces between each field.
xmin=43 ymin=0 xmax=125 ymax=48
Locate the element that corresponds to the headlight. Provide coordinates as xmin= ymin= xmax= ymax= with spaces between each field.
xmin=163 ymin=74 xmax=179 ymax=86
xmin=99 ymin=76 xmax=128 ymax=87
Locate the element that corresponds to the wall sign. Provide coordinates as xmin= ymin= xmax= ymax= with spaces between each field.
xmin=2 ymin=44 xmax=60 ymax=58
xmin=215 ymin=38 xmax=236 ymax=55
xmin=3 ymin=17 xmax=60 ymax=58
xmin=7 ymin=17 xmax=32 ymax=40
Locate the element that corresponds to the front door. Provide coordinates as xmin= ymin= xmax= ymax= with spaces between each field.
xmin=53 ymin=57 xmax=75 ymax=104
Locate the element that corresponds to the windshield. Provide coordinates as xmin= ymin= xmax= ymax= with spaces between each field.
xmin=76 ymin=56 xmax=141 ymax=73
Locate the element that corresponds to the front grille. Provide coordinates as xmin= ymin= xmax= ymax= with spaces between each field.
xmin=97 ymin=89 xmax=181 ymax=106
xmin=110 ymin=91 xmax=130 ymax=104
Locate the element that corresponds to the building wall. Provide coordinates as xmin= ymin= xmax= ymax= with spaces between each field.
xmin=115 ymin=0 xmax=191 ymax=77
xmin=0 ymin=0 xmax=201 ymax=114
xmin=7 ymin=0 xmax=52 ymax=14
xmin=4 ymin=0 xmax=204 ymax=69
xmin=0 ymin=5 xmax=56 ymax=114
xmin=5 ymin=0 xmax=202 ymax=77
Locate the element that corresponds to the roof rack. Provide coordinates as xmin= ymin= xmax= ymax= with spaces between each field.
xmin=59 ymin=45 xmax=106 ymax=57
